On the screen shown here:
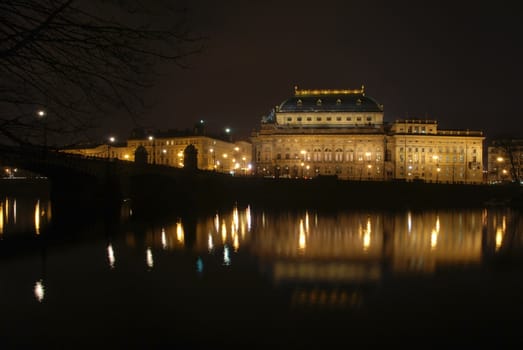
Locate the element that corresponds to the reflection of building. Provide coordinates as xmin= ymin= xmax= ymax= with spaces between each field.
xmin=487 ymin=139 xmax=523 ymax=183
xmin=61 ymin=128 xmax=252 ymax=175
xmin=251 ymin=86 xmax=484 ymax=183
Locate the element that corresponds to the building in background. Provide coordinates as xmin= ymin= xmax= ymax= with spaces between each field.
xmin=251 ymin=86 xmax=484 ymax=183
xmin=487 ymin=138 xmax=523 ymax=184
xmin=62 ymin=122 xmax=253 ymax=175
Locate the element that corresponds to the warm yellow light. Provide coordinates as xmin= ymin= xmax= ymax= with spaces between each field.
xmin=34 ymin=200 xmax=40 ymax=235
xmin=124 ymin=154 xmax=130 ymax=159
xmin=495 ymin=228 xmax=503 ymax=250
xmin=432 ymin=155 xmax=439 ymax=161
xmin=502 ymin=169 xmax=508 ymax=175
xmin=176 ymin=222 xmax=184 ymax=244
xmin=437 ymin=167 xmax=441 ymax=172
xmin=367 ymin=164 xmax=372 ymax=169
xmin=298 ymin=219 xmax=306 ymax=251
xmin=496 ymin=157 xmax=504 ymax=162
xmin=234 ymin=147 xmax=240 ymax=151
xmin=177 ymin=152 xmax=183 ymax=157
xmin=431 ymin=229 xmax=438 ymax=249
xmin=223 ymin=153 xmax=228 ymax=158
xmin=148 ymin=136 xmax=154 ymax=141
xmin=300 ymin=150 xmax=306 ymax=155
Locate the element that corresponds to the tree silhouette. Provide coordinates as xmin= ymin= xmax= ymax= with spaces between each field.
xmin=0 ymin=0 xmax=203 ymax=146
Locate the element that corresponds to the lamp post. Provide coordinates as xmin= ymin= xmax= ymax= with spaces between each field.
xmin=210 ymin=148 xmax=216 ymax=170
xmin=36 ymin=109 xmax=47 ymax=156
xmin=496 ymin=156 xmax=504 ymax=183
xmin=432 ymin=155 xmax=439 ymax=183
xmin=107 ymin=136 xmax=115 ymax=159
xmin=148 ymin=135 xmax=155 ymax=164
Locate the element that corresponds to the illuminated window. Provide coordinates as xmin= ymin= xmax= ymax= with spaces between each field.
xmin=297 ymin=99 xmax=302 ymax=106
xmin=316 ymin=99 xmax=322 ymax=106
xmin=336 ymin=99 xmax=342 ymax=105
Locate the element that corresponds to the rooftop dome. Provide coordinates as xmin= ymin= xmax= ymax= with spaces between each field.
xmin=278 ymin=86 xmax=383 ymax=113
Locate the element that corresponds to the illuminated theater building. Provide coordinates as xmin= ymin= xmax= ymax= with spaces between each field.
xmin=251 ymin=86 xmax=484 ymax=183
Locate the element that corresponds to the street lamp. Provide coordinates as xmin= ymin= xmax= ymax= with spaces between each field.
xmin=36 ymin=109 xmax=47 ymax=156
xmin=496 ymin=156 xmax=504 ymax=182
xmin=432 ymin=155 xmax=439 ymax=182
xmin=148 ymin=135 xmax=155 ymax=164
xmin=107 ymin=136 xmax=115 ymax=159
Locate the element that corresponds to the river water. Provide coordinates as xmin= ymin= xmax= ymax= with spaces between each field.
xmin=1 ymin=190 xmax=523 ymax=348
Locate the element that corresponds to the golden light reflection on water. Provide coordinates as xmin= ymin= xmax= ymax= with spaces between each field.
xmin=0 ymin=203 xmax=3 ymax=235
xmin=34 ymin=200 xmax=40 ymax=235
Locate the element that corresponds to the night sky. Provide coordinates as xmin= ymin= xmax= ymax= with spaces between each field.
xmin=121 ymin=0 xmax=522 ymax=142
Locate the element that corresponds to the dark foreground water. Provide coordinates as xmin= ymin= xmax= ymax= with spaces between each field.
xmin=1 ymin=192 xmax=523 ymax=348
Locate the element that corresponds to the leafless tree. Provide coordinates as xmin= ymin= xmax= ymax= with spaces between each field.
xmin=492 ymin=138 xmax=523 ymax=184
xmin=0 ymin=0 xmax=203 ymax=146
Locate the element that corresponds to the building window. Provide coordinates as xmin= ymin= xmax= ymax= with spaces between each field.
xmin=287 ymin=117 xmax=292 ymax=122
xmin=324 ymin=149 xmax=332 ymax=162
xmin=326 ymin=117 xmax=332 ymax=121
xmin=306 ymin=117 xmax=312 ymax=121
xmin=297 ymin=99 xmax=302 ymax=106
xmin=336 ymin=99 xmax=342 ymax=105
xmin=297 ymin=117 xmax=302 ymax=122
xmin=335 ymin=149 xmax=343 ymax=162
xmin=336 ymin=117 xmax=341 ymax=121
xmin=357 ymin=117 xmax=362 ymax=122
xmin=346 ymin=117 xmax=352 ymax=121
xmin=316 ymin=117 xmax=322 ymax=121
xmin=316 ymin=99 xmax=322 ymax=106
xmin=366 ymin=116 xmax=372 ymax=121
xmin=313 ymin=148 xmax=322 ymax=161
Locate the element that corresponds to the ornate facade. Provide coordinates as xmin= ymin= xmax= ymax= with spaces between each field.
xmin=251 ymin=87 xmax=484 ymax=183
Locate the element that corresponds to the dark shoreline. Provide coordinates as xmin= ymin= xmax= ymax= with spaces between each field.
xmin=1 ymin=176 xmax=521 ymax=221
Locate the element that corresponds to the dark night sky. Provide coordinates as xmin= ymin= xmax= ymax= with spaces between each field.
xmin=119 ymin=0 xmax=522 ymax=142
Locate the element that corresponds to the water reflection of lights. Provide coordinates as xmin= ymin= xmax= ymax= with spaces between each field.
xmin=34 ymin=280 xmax=45 ymax=302
xmin=161 ymin=228 xmax=167 ymax=249
xmin=431 ymin=216 xmax=440 ymax=250
xmin=13 ymin=199 xmax=16 ymax=224
xmin=246 ymin=206 xmax=251 ymax=232
xmin=223 ymin=245 xmax=231 ymax=266
xmin=362 ymin=217 xmax=371 ymax=251
xmin=34 ymin=200 xmax=40 ymax=235
xmin=208 ymin=233 xmax=214 ymax=252
xmin=0 ymin=203 xmax=3 ymax=235
xmin=407 ymin=211 xmax=412 ymax=233
xmin=221 ymin=222 xmax=227 ymax=243
xmin=495 ymin=215 xmax=507 ymax=251
xmin=196 ymin=257 xmax=204 ymax=273
xmin=214 ymin=214 xmax=220 ymax=233
xmin=176 ymin=222 xmax=184 ymax=245
xmin=107 ymin=244 xmax=115 ymax=269
xmin=298 ymin=219 xmax=306 ymax=252
xmin=146 ymin=247 xmax=154 ymax=269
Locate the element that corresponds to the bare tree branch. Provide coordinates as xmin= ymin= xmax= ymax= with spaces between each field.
xmin=0 ymin=0 xmax=204 ymax=146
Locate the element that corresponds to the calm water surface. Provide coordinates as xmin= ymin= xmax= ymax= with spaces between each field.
xmin=1 ymin=193 xmax=523 ymax=348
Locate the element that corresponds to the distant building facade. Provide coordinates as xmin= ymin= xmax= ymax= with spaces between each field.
xmin=487 ymin=138 xmax=523 ymax=184
xmin=62 ymin=128 xmax=253 ymax=175
xmin=251 ymin=86 xmax=484 ymax=183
